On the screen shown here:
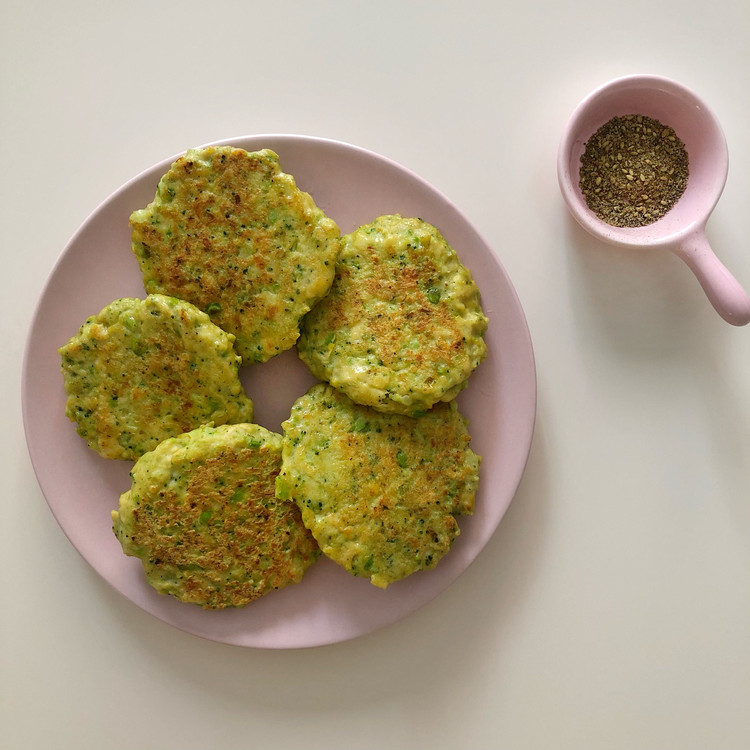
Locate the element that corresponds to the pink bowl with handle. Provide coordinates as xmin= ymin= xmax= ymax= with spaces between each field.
xmin=557 ymin=74 xmax=750 ymax=326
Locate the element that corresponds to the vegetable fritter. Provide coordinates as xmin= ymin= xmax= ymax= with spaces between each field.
xmin=276 ymin=384 xmax=480 ymax=588
xmin=59 ymin=294 xmax=254 ymax=460
xmin=112 ymin=423 xmax=320 ymax=609
xmin=130 ymin=146 xmax=341 ymax=363
xmin=297 ymin=215 xmax=488 ymax=415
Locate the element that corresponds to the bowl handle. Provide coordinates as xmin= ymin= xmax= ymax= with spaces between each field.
xmin=670 ymin=232 xmax=750 ymax=326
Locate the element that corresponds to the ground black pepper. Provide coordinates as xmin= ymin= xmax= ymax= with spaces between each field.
xmin=579 ymin=114 xmax=689 ymax=227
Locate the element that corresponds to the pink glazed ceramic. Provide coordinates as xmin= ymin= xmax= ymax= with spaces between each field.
xmin=23 ymin=134 xmax=536 ymax=648
xmin=557 ymin=74 xmax=750 ymax=326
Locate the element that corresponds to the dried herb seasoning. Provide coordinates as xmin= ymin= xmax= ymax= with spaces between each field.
xmin=579 ymin=114 xmax=689 ymax=227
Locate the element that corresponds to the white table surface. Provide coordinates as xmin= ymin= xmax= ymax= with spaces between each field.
xmin=3 ymin=1 xmax=749 ymax=748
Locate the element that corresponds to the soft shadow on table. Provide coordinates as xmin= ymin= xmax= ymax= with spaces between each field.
xmin=563 ymin=215 xmax=704 ymax=354
xmin=93 ymin=408 xmax=551 ymax=713
xmin=563 ymin=212 xmax=750 ymax=528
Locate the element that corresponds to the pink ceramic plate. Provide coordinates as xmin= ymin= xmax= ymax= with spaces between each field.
xmin=22 ymin=135 xmax=536 ymax=648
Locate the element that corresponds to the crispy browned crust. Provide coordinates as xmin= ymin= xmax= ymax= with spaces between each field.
xmin=277 ymin=384 xmax=480 ymax=587
xmin=59 ymin=295 xmax=253 ymax=460
xmin=298 ymin=215 xmax=487 ymax=414
xmin=115 ymin=425 xmax=319 ymax=608
xmin=130 ymin=147 xmax=339 ymax=362
xmin=324 ymin=248 xmax=464 ymax=373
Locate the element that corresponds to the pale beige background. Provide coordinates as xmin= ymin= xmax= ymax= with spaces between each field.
xmin=3 ymin=1 xmax=749 ymax=748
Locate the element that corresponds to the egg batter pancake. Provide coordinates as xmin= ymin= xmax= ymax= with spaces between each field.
xmin=297 ymin=214 xmax=487 ymax=415
xmin=130 ymin=146 xmax=340 ymax=362
xmin=276 ymin=384 xmax=480 ymax=588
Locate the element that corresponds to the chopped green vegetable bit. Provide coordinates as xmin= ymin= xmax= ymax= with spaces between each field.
xmin=426 ymin=287 xmax=441 ymax=304
xmin=396 ymin=450 xmax=409 ymax=468
xmin=205 ymin=302 xmax=222 ymax=315
xmin=352 ymin=415 xmax=371 ymax=433
xmin=275 ymin=476 xmax=290 ymax=500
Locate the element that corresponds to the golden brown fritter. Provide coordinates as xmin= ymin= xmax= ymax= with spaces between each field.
xmin=130 ymin=146 xmax=340 ymax=363
xmin=59 ymin=294 xmax=253 ymax=460
xmin=276 ymin=384 xmax=480 ymax=588
xmin=113 ymin=423 xmax=320 ymax=609
xmin=297 ymin=215 xmax=487 ymax=415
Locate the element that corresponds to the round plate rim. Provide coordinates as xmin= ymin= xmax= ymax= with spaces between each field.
xmin=22 ymin=134 xmax=536 ymax=648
